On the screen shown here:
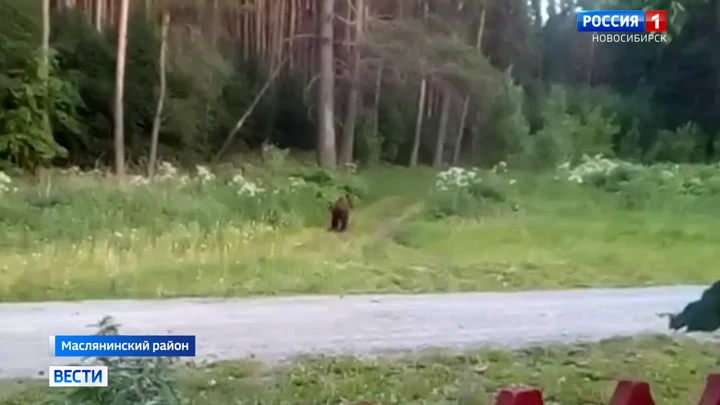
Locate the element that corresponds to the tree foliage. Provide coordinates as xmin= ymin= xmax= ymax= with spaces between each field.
xmin=0 ymin=0 xmax=718 ymax=169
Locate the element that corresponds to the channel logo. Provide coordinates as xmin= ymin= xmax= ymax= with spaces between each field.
xmin=577 ymin=10 xmax=666 ymax=32
xmin=49 ymin=366 xmax=108 ymax=387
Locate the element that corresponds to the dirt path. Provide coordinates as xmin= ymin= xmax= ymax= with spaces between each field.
xmin=0 ymin=285 xmax=708 ymax=379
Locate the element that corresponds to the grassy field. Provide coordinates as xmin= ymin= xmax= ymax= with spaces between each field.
xmin=2 ymin=335 xmax=719 ymax=405
xmin=1 ymin=153 xmax=719 ymax=301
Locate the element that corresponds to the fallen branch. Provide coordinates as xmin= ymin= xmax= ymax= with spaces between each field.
xmin=213 ymin=57 xmax=289 ymax=161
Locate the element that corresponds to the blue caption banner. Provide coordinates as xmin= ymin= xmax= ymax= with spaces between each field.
xmin=50 ymin=335 xmax=196 ymax=357
xmin=577 ymin=10 xmax=646 ymax=32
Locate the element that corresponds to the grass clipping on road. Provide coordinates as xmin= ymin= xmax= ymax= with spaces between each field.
xmin=2 ymin=335 xmax=719 ymax=405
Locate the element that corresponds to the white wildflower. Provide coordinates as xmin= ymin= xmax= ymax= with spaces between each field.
xmin=492 ymin=161 xmax=508 ymax=174
xmin=435 ymin=167 xmax=482 ymax=191
xmin=0 ymin=171 xmax=10 ymax=194
xmin=231 ymin=174 xmax=245 ymax=185
xmin=288 ymin=176 xmax=307 ymax=189
xmin=509 ymin=179 xmax=517 ymax=185
xmin=561 ymin=154 xmax=632 ymax=185
xmin=344 ymin=162 xmax=358 ymax=173
xmin=156 ymin=161 xmax=178 ymax=181
xmin=196 ymin=165 xmax=216 ymax=183
xmin=129 ymin=175 xmax=150 ymax=186
xmin=231 ymin=172 xmax=266 ymax=197
xmin=568 ymin=174 xmax=583 ymax=184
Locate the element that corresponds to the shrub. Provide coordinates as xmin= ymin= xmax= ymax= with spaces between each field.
xmin=646 ymin=122 xmax=706 ymax=163
xmin=555 ymin=154 xmax=720 ymax=212
xmin=0 ymin=52 xmax=82 ymax=169
xmin=425 ymin=166 xmax=513 ymax=219
xmin=61 ymin=316 xmax=185 ymax=405
xmin=524 ymin=86 xmax=619 ymax=168
xmin=486 ymin=70 xmax=531 ymax=165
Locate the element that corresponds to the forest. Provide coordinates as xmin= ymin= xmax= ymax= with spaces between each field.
xmin=1 ymin=0 xmax=718 ymax=171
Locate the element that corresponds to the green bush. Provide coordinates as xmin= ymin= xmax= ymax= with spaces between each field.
xmin=555 ymin=154 xmax=720 ymax=212
xmin=524 ymin=86 xmax=619 ymax=168
xmin=424 ymin=167 xmax=512 ymax=219
xmin=646 ymin=122 xmax=706 ymax=163
xmin=487 ymin=70 xmax=531 ymax=166
xmin=0 ymin=52 xmax=82 ymax=169
xmin=62 ymin=316 xmax=185 ymax=405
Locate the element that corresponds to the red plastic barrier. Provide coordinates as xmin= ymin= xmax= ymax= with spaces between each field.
xmin=494 ymin=387 xmax=544 ymax=405
xmin=609 ymin=380 xmax=655 ymax=405
xmin=699 ymin=374 xmax=720 ymax=405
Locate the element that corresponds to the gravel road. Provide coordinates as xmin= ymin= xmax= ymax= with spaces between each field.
xmin=0 ymin=285 xmax=709 ymax=379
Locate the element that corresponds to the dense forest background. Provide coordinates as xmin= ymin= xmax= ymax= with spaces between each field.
xmin=0 ymin=0 xmax=718 ymax=173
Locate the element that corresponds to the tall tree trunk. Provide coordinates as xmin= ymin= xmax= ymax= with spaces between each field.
xmin=211 ymin=0 xmax=220 ymax=46
xmin=113 ymin=0 xmax=130 ymax=177
xmin=41 ymin=0 xmax=52 ymax=148
xmin=317 ymin=0 xmax=337 ymax=168
xmin=452 ymin=3 xmax=485 ymax=164
xmin=95 ymin=0 xmax=104 ymax=32
xmin=41 ymin=0 xmax=50 ymax=68
xmin=338 ymin=0 xmax=365 ymax=165
xmin=370 ymin=62 xmax=383 ymax=141
xmin=587 ymin=40 xmax=594 ymax=85
xmin=452 ymin=97 xmax=469 ymax=164
xmin=148 ymin=11 xmax=169 ymax=179
xmin=409 ymin=78 xmax=427 ymax=167
xmin=433 ymin=88 xmax=451 ymax=167
xmin=42 ymin=0 xmax=50 ymax=71
xmin=409 ymin=0 xmax=429 ymax=167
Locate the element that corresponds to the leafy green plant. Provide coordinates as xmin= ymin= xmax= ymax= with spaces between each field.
xmin=60 ymin=316 xmax=185 ymax=405
xmin=525 ymin=86 xmax=619 ymax=168
xmin=487 ymin=70 xmax=531 ymax=165
xmin=425 ymin=167 xmax=510 ymax=219
xmin=646 ymin=122 xmax=706 ymax=163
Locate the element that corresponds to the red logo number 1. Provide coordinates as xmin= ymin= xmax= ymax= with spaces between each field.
xmin=645 ymin=10 xmax=667 ymax=32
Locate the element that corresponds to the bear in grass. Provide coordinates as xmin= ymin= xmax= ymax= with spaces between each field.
xmin=328 ymin=193 xmax=353 ymax=232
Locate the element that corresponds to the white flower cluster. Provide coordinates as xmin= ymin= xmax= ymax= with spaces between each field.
xmin=59 ymin=166 xmax=105 ymax=177
xmin=130 ymin=161 xmax=180 ymax=186
xmin=436 ymin=165 xmax=516 ymax=191
xmin=435 ymin=167 xmax=482 ymax=191
xmin=195 ymin=165 xmax=215 ymax=184
xmin=231 ymin=174 xmax=265 ymax=197
xmin=558 ymin=154 xmax=629 ymax=184
xmin=344 ymin=162 xmax=358 ymax=174
xmin=492 ymin=161 xmax=508 ymax=174
xmin=156 ymin=161 xmax=179 ymax=181
xmin=288 ymin=176 xmax=307 ymax=189
xmin=131 ymin=161 xmax=214 ymax=186
xmin=129 ymin=175 xmax=150 ymax=186
xmin=659 ymin=165 xmax=680 ymax=180
xmin=0 ymin=171 xmax=17 ymax=194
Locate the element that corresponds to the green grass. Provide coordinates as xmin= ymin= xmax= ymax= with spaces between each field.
xmin=2 ymin=335 xmax=719 ymax=405
xmin=0 ymin=162 xmax=719 ymax=301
